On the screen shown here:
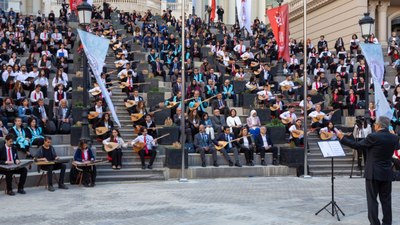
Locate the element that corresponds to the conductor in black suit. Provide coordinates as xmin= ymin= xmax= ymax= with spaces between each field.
xmin=338 ymin=116 xmax=398 ymax=225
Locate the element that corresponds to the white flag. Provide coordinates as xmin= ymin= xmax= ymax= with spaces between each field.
xmin=236 ymin=0 xmax=253 ymax=36
xmin=78 ymin=29 xmax=122 ymax=128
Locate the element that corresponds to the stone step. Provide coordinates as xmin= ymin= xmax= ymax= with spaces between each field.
xmin=96 ymin=169 xmax=167 ymax=182
xmin=188 ymin=153 xmax=273 ymax=166
xmin=96 ymin=161 xmax=164 ymax=169
xmin=310 ymin=169 xmax=361 ymax=177
xmin=184 ymin=165 xmax=293 ymax=179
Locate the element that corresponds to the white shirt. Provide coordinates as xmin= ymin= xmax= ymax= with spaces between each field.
xmin=320 ymin=127 xmax=339 ymax=140
xmin=56 ymin=49 xmax=68 ymax=58
xmin=51 ymin=32 xmax=63 ymax=41
xmin=261 ymin=134 xmax=269 ymax=147
xmin=280 ymin=111 xmax=297 ymax=121
xmin=309 ymin=111 xmax=331 ymax=124
xmin=35 ymin=77 xmax=49 ymax=87
xmin=103 ymin=137 xmax=128 ymax=149
xmin=15 ymin=72 xmax=29 ymax=84
xmin=279 ymin=80 xmax=298 ymax=91
xmin=226 ymin=116 xmax=242 ymax=132
xmin=118 ymin=68 xmax=135 ymax=78
xmin=30 ymin=91 xmax=43 ymax=103
xmin=289 ymin=124 xmax=303 ymax=139
xmin=131 ymin=134 xmax=157 ymax=150
xmin=28 ymin=71 xmax=39 ymax=79
xmin=256 ymin=90 xmax=274 ymax=99
xmin=233 ymin=44 xmax=246 ymax=53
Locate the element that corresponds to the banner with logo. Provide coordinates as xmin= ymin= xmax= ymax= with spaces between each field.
xmin=360 ymin=43 xmax=392 ymax=119
xmin=236 ymin=0 xmax=252 ymax=36
xmin=266 ymin=4 xmax=290 ymax=62
xmin=77 ymin=29 xmax=121 ymax=128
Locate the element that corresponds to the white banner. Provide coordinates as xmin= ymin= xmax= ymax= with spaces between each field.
xmin=236 ymin=0 xmax=253 ymax=36
xmin=77 ymin=29 xmax=121 ymax=128
xmin=360 ymin=43 xmax=392 ymax=120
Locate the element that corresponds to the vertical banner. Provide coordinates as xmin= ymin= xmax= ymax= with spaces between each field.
xmin=77 ymin=29 xmax=122 ymax=128
xmin=360 ymin=43 xmax=392 ymax=119
xmin=70 ymin=0 xmax=82 ymax=12
xmin=266 ymin=4 xmax=290 ymax=62
xmin=236 ymin=0 xmax=253 ymax=36
xmin=209 ymin=0 xmax=216 ymax=22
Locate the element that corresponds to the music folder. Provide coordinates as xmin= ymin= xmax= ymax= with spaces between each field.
xmin=317 ymin=141 xmax=346 ymax=158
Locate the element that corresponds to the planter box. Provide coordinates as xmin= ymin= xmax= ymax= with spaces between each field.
xmin=72 ymin=108 xmax=84 ymax=122
xmin=158 ymin=126 xmax=179 ymax=145
xmin=165 ymin=148 xmax=188 ymax=169
xmin=267 ymin=126 xmax=286 ymax=144
xmin=72 ymin=91 xmax=83 ymax=106
xmin=279 ymin=147 xmax=305 ymax=167
xmin=239 ymin=93 xmax=256 ymax=108
xmin=255 ymin=108 xmax=271 ymax=124
xmin=72 ymin=77 xmax=84 ymax=90
xmin=70 ymin=127 xmax=83 ymax=146
xmin=147 ymin=92 xmax=165 ymax=108
xmin=153 ymin=109 xmax=171 ymax=125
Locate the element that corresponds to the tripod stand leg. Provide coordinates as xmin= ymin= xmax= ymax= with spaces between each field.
xmin=315 ymin=202 xmax=332 ymax=215
xmin=333 ymin=202 xmax=345 ymax=216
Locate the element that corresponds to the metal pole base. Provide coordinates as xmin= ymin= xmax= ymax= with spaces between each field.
xmin=178 ymin=178 xmax=189 ymax=183
xmin=302 ymin=175 xmax=312 ymax=179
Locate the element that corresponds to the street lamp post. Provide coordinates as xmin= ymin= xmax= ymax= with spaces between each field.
xmin=358 ymin=12 xmax=375 ymax=113
xmin=77 ymin=0 xmax=93 ymax=142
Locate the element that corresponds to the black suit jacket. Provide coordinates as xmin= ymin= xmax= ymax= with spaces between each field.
xmin=0 ymin=145 xmax=18 ymax=165
xmin=214 ymin=133 xmax=238 ymax=148
xmin=340 ymin=129 xmax=398 ymax=181
xmin=254 ymin=134 xmax=274 ymax=148
xmin=33 ymin=105 xmax=52 ymax=121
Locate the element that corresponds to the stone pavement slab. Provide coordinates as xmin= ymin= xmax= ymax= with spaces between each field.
xmin=0 ymin=177 xmax=399 ymax=225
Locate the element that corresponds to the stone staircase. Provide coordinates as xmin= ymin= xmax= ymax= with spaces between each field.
xmin=306 ymin=131 xmax=360 ymax=177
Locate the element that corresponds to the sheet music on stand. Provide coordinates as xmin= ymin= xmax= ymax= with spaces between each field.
xmin=317 ymin=141 xmax=346 ymax=158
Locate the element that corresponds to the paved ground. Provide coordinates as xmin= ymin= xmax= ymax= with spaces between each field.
xmin=0 ymin=177 xmax=399 ymax=225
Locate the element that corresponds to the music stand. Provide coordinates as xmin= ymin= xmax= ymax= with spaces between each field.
xmin=315 ymin=141 xmax=346 ymax=221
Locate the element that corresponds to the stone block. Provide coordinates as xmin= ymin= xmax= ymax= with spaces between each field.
xmin=153 ymin=108 xmax=171 ymax=125
xmin=147 ymin=92 xmax=164 ymax=107
xmin=239 ymin=93 xmax=256 ymax=108
xmin=279 ymin=147 xmax=305 ymax=167
xmin=158 ymin=126 xmax=179 ymax=145
xmin=165 ymin=148 xmax=188 ymax=169
xmin=255 ymin=108 xmax=271 ymax=124
xmin=233 ymin=80 xmax=246 ymax=94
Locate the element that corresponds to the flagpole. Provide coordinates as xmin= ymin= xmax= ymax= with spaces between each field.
xmin=302 ymin=0 xmax=311 ymax=178
xmin=179 ymin=0 xmax=188 ymax=183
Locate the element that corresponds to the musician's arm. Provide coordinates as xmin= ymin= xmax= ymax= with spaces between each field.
xmin=120 ymin=138 xmax=128 ymax=148
xmin=102 ymin=137 xmax=111 ymax=145
xmin=324 ymin=113 xmax=332 ymax=120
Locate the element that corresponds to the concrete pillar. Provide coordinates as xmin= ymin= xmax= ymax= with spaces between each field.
xmin=377 ymin=1 xmax=390 ymax=46
xmin=368 ymin=1 xmax=379 ymax=37
xmin=258 ymin=0 xmax=266 ymax=24
xmin=222 ymin=0 xmax=229 ymax=24
xmin=227 ymin=0 xmax=235 ymax=25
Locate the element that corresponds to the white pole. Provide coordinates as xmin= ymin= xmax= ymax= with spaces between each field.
xmin=303 ymin=0 xmax=311 ymax=178
xmin=179 ymin=0 xmax=189 ymax=182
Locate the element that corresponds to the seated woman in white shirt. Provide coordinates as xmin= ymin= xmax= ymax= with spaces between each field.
xmin=319 ymin=121 xmax=340 ymax=140
xmin=52 ymin=70 xmax=67 ymax=91
xmin=34 ymin=69 xmax=49 ymax=98
xmin=226 ymin=109 xmax=242 ymax=137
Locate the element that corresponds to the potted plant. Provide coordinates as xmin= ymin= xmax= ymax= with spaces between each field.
xmin=266 ymin=118 xmax=287 ymax=144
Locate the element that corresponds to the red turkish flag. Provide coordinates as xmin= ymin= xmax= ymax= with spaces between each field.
xmin=70 ymin=0 xmax=83 ymax=12
xmin=267 ymin=4 xmax=290 ymax=62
